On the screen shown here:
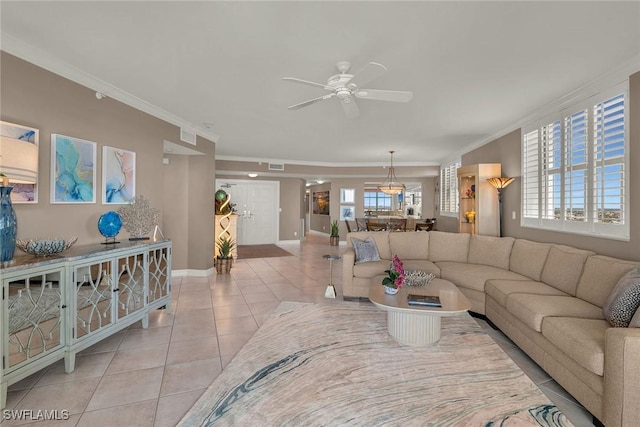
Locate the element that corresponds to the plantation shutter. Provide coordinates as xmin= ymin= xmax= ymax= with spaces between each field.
xmin=522 ymin=130 xmax=540 ymax=219
xmin=593 ymin=93 xmax=625 ymax=225
xmin=564 ymin=110 xmax=589 ymax=222
xmin=440 ymin=162 xmax=459 ymax=215
xmin=542 ymin=121 xmax=561 ymax=220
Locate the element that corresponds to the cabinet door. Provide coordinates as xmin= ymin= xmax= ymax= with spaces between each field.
xmin=4 ymin=267 xmax=66 ymax=371
xmin=72 ymin=260 xmax=115 ymax=340
xmin=148 ymin=245 xmax=170 ymax=305
xmin=115 ymin=252 xmax=146 ymax=319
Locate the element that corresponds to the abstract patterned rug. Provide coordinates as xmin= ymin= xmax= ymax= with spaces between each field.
xmin=180 ymin=302 xmax=572 ymax=426
xmin=236 ymin=244 xmax=293 ymax=259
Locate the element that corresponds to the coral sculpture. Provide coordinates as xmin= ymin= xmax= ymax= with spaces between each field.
xmin=117 ymin=195 xmax=159 ymax=240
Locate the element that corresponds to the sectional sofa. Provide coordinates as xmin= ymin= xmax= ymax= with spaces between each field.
xmin=342 ymin=230 xmax=640 ymax=427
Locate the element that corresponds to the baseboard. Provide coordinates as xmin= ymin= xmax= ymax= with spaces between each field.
xmin=172 ymin=268 xmax=214 ymax=277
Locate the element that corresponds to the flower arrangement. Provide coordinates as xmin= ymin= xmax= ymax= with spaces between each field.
xmin=383 ymin=255 xmax=405 ymax=290
xmin=465 ymin=184 xmax=476 ymax=199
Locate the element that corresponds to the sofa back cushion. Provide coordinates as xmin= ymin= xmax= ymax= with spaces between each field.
xmin=577 ymin=255 xmax=640 ymax=307
xmin=509 ymin=239 xmax=552 ymax=281
xmin=389 ymin=231 xmax=429 ymax=260
xmin=428 ymin=231 xmax=470 ymax=262
xmin=540 ymin=245 xmax=594 ymax=295
xmin=467 ymin=235 xmax=514 ymax=270
xmin=346 ymin=231 xmax=391 ymax=260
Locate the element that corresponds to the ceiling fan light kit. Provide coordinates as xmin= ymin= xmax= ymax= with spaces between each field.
xmin=378 ymin=150 xmax=405 ymax=195
xmin=283 ymin=61 xmax=413 ymax=118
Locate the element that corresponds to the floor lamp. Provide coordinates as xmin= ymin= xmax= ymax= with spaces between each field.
xmin=487 ymin=177 xmax=514 ymax=237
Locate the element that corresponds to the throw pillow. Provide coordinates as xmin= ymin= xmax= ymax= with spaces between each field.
xmin=602 ymin=267 xmax=640 ymax=327
xmin=629 ymin=305 xmax=640 ymax=328
xmin=351 ymin=237 xmax=381 ymax=264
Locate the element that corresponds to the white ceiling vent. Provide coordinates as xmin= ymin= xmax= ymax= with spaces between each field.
xmin=268 ymin=163 xmax=285 ymax=171
xmin=180 ymin=127 xmax=197 ymax=145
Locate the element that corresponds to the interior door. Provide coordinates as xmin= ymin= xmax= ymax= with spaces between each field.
xmin=216 ymin=180 xmax=279 ymax=245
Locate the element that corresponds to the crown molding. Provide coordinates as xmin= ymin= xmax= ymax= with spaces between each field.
xmin=454 ymin=54 xmax=640 ymax=160
xmin=215 ymin=154 xmax=440 ymax=168
xmin=1 ymin=34 xmax=219 ymax=143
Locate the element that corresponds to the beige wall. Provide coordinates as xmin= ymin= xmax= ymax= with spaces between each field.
xmin=1 ymin=52 xmax=215 ymax=271
xmin=459 ymin=72 xmax=639 ymax=261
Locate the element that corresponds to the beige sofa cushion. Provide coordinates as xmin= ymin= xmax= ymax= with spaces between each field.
xmin=353 ymin=260 xmax=389 ymax=279
xmin=428 ymin=231 xmax=470 ymax=262
xmin=346 ymin=231 xmax=391 ymax=260
xmin=542 ymin=317 xmax=608 ymax=376
xmin=576 ymin=255 xmax=640 ymax=308
xmin=540 ymin=245 xmax=594 ymax=295
xmin=509 ymin=239 xmax=552 ymax=281
xmin=389 ymin=231 xmax=429 ymax=261
xmin=505 ymin=294 xmax=603 ymax=332
xmin=467 ymin=235 xmax=514 ymax=270
xmin=485 ymin=279 xmax=567 ymax=307
xmin=437 ymin=262 xmax=528 ymax=293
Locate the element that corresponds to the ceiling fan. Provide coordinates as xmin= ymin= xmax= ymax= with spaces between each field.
xmin=282 ymin=61 xmax=413 ymax=118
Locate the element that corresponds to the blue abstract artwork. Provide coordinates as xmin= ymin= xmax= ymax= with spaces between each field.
xmin=0 ymin=121 xmax=39 ymax=203
xmin=51 ymin=134 xmax=96 ymax=203
xmin=102 ymin=146 xmax=135 ymax=204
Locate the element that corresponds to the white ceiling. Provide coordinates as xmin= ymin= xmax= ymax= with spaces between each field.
xmin=1 ymin=1 xmax=639 ymax=171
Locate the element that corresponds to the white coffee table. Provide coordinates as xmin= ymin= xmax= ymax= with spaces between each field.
xmin=369 ymin=278 xmax=471 ymax=346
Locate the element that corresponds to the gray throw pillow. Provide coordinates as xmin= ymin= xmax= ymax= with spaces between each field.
xmin=351 ymin=237 xmax=381 ymax=264
xmin=603 ymin=267 xmax=640 ymax=327
xmin=629 ymin=305 xmax=640 ymax=328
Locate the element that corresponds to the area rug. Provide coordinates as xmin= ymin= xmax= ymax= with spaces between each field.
xmin=179 ymin=302 xmax=572 ymax=426
xmin=236 ymin=244 xmax=293 ymax=259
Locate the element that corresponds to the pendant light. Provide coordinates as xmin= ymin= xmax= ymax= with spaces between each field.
xmin=378 ymin=150 xmax=405 ymax=195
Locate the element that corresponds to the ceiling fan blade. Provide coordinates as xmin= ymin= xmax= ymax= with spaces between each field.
xmin=354 ymin=89 xmax=413 ymax=103
xmin=288 ymin=94 xmax=335 ymax=110
xmin=282 ymin=77 xmax=331 ymax=90
xmin=340 ymin=98 xmax=360 ymax=118
xmin=347 ymin=62 xmax=387 ymax=89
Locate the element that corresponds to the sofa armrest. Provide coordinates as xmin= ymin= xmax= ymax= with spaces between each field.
xmin=603 ymin=327 xmax=640 ymax=427
xmin=342 ymin=248 xmax=356 ymax=298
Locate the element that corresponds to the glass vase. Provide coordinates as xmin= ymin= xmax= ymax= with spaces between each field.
xmin=0 ymin=186 xmax=17 ymax=263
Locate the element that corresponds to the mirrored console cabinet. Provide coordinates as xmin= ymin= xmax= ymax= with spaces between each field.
xmin=0 ymin=239 xmax=171 ymax=409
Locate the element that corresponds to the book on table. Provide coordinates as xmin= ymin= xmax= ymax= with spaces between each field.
xmin=407 ymin=294 xmax=442 ymax=307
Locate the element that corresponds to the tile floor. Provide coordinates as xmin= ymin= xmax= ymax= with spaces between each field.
xmin=2 ymin=234 xmax=594 ymax=426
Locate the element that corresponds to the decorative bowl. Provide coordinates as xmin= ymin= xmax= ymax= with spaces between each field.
xmin=16 ymin=237 xmax=78 ymax=257
xmin=405 ymin=270 xmax=436 ymax=287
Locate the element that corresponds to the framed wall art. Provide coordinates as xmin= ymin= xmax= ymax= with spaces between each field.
xmin=312 ymin=190 xmax=330 ymax=215
xmin=340 ymin=205 xmax=355 ymax=221
xmin=51 ymin=134 xmax=96 ymax=203
xmin=0 ymin=121 xmax=39 ymax=203
xmin=102 ymin=146 xmax=136 ymax=204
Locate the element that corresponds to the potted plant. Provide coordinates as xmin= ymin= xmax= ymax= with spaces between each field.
xmin=329 ymin=220 xmax=339 ymax=246
xmin=215 ymin=236 xmax=236 ymax=273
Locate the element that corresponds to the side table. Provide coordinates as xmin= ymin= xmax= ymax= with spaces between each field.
xmin=323 ymin=254 xmax=341 ymax=298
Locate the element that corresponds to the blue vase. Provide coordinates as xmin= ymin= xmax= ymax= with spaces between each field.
xmin=0 ymin=186 xmax=17 ymax=262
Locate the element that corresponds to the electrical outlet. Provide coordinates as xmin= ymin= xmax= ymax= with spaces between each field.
xmin=512 ymin=211 xmax=516 ymax=220
xmin=294 ymin=231 xmax=297 ymax=236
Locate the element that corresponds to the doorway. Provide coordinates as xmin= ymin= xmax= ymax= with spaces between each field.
xmin=215 ymin=179 xmax=279 ymax=245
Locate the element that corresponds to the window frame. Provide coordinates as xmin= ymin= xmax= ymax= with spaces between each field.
xmin=521 ymin=83 xmax=629 ymax=241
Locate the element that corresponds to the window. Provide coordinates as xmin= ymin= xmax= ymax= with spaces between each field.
xmin=522 ymin=88 xmax=628 ymax=240
xmin=364 ymin=191 xmax=392 ymax=212
xmin=439 ymin=161 xmax=460 ymax=217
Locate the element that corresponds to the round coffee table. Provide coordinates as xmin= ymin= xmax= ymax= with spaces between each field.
xmin=369 ymin=278 xmax=471 ymax=346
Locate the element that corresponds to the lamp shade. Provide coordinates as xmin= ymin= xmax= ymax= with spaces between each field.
xmin=378 ymin=150 xmax=405 ymax=195
xmin=0 ymin=136 xmax=38 ymax=184
xmin=487 ymin=177 xmax=514 ymax=189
